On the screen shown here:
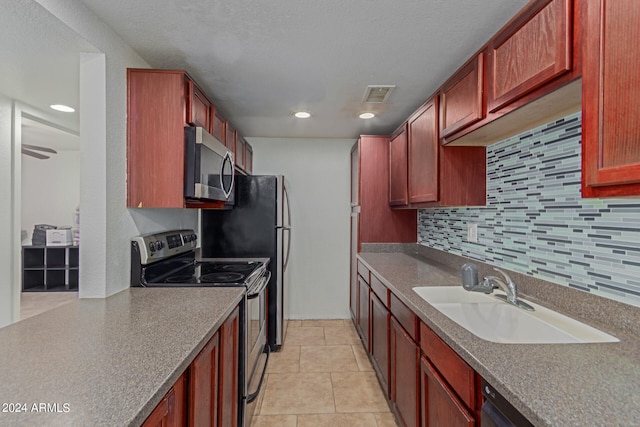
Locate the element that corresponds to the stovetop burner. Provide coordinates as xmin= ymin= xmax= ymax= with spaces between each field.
xmin=200 ymin=272 xmax=246 ymax=283
xmin=164 ymin=275 xmax=198 ymax=284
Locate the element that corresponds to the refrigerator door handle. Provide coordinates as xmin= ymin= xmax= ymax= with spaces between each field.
xmin=283 ymin=228 xmax=291 ymax=270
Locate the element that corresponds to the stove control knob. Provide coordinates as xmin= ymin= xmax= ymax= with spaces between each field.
xmin=191 ymin=234 xmax=197 ymax=242
xmin=157 ymin=241 xmax=164 ymax=250
xmin=184 ymin=235 xmax=191 ymax=243
xmin=149 ymin=241 xmax=156 ymax=252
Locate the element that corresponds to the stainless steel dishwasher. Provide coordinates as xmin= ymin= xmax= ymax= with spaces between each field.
xmin=481 ymin=379 xmax=534 ymax=427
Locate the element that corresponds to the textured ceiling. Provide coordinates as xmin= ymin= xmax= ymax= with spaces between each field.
xmin=79 ymin=0 xmax=529 ymax=138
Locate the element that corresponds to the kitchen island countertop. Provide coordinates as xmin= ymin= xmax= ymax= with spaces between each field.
xmin=0 ymin=287 xmax=244 ymax=426
xmin=358 ymin=251 xmax=640 ymax=427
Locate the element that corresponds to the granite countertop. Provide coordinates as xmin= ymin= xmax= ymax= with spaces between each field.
xmin=358 ymin=252 xmax=640 ymax=427
xmin=0 ymin=287 xmax=245 ymax=427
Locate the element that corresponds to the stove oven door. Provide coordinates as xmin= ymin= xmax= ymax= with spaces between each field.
xmin=244 ymin=270 xmax=270 ymax=426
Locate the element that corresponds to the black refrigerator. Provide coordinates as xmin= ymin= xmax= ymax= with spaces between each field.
xmin=201 ymin=175 xmax=291 ymax=351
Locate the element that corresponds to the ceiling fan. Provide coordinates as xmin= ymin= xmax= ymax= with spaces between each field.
xmin=21 ymin=144 xmax=57 ymax=159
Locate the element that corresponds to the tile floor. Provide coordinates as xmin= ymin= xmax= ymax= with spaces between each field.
xmin=20 ymin=292 xmax=78 ymax=320
xmin=252 ymin=319 xmax=399 ymax=427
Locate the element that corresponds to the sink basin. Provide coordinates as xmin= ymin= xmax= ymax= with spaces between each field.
xmin=413 ymin=286 xmax=618 ymax=344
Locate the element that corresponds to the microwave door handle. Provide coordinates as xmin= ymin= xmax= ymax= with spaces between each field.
xmin=220 ymin=151 xmax=235 ymax=199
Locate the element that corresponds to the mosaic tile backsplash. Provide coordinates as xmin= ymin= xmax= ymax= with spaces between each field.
xmin=418 ymin=111 xmax=640 ymax=307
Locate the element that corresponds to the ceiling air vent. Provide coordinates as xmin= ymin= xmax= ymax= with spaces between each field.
xmin=362 ymin=85 xmax=395 ymax=103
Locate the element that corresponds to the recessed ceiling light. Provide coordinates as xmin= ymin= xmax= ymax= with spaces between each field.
xmin=294 ymin=111 xmax=311 ymax=119
xmin=359 ymin=112 xmax=375 ymax=119
xmin=50 ymin=104 xmax=75 ymax=113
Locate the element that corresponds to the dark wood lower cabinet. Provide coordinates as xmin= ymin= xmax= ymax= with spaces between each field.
xmin=142 ymin=372 xmax=186 ymax=427
xmin=357 ymin=277 xmax=370 ymax=351
xmin=370 ymin=293 xmax=390 ymax=397
xmin=218 ymin=305 xmax=240 ymax=427
xmin=189 ymin=333 xmax=220 ymax=426
xmin=421 ymin=356 xmax=475 ymax=427
xmin=390 ymin=317 xmax=420 ymax=427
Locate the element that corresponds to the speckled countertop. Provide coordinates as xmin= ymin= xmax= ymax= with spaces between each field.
xmin=358 ymin=252 xmax=640 ymax=427
xmin=0 ymin=287 xmax=244 ymax=427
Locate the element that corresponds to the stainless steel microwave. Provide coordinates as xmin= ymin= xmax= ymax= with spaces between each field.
xmin=184 ymin=126 xmax=235 ymax=204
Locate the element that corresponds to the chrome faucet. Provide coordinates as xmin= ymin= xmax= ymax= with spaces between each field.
xmin=461 ymin=264 xmax=534 ymax=311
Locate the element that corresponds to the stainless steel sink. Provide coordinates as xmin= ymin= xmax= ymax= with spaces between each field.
xmin=413 ymin=286 xmax=618 ymax=344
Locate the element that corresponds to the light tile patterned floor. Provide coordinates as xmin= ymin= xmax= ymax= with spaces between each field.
xmin=252 ymin=320 xmax=398 ymax=427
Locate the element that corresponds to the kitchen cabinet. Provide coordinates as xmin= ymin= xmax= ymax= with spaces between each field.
xmin=389 ymin=126 xmax=409 ymax=206
xmin=420 ymin=357 xmax=475 ymax=427
xmin=225 ymin=122 xmax=236 ymax=152
xmin=235 ymin=133 xmax=246 ymax=172
xmin=440 ymin=54 xmax=484 ymax=138
xmin=581 ymin=0 xmax=640 ymax=197
xmin=187 ymin=79 xmax=212 ymax=130
xmin=420 ymin=322 xmax=481 ymax=427
xmin=356 ymin=261 xmax=371 ymax=350
xmin=245 ymin=143 xmax=253 ymax=174
xmin=408 ymin=98 xmax=439 ymax=204
xmin=487 ymin=0 xmax=572 ymax=112
xmin=350 ymin=136 xmax=416 ymax=323
xmin=390 ymin=98 xmax=486 ymax=208
xmin=210 ymin=107 xmax=226 ymax=144
xmin=440 ymin=0 xmax=580 ymax=146
xmin=189 ymin=333 xmax=220 ymax=426
xmin=218 ymin=305 xmax=240 ymax=427
xmin=142 ymin=372 xmax=186 ymax=427
xmin=22 ymin=246 xmax=78 ymax=292
xmin=390 ymin=316 xmax=420 ymax=427
xmin=370 ymin=284 xmax=390 ymax=397
xmin=127 ymin=69 xmax=226 ymax=209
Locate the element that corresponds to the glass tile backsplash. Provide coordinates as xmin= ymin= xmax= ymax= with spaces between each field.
xmin=418 ymin=112 xmax=640 ymax=307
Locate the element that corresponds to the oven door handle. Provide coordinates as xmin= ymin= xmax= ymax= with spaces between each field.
xmin=247 ymin=271 xmax=271 ymax=299
xmin=247 ymin=345 xmax=270 ymax=403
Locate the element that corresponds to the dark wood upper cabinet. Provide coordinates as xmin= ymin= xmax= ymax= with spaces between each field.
xmin=440 ymin=54 xmax=484 ymax=138
xmin=210 ymin=106 xmax=226 ymax=144
xmin=408 ymin=97 xmax=439 ymax=204
xmin=389 ymin=126 xmax=409 ymax=207
xmin=582 ymin=0 xmax=640 ymax=197
xmin=487 ymin=0 xmax=572 ymax=113
xmin=186 ymin=79 xmax=212 ymax=130
xmin=225 ymin=122 xmax=236 ymax=152
xmin=245 ymin=143 xmax=253 ymax=174
xmin=235 ymin=133 xmax=246 ymax=172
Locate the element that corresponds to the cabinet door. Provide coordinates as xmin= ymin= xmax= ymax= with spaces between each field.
xmin=219 ymin=305 xmax=240 ymax=427
xmin=390 ymin=317 xmax=419 ymax=427
xmin=225 ymin=122 xmax=237 ymax=152
xmin=370 ymin=293 xmax=390 ymax=397
xmin=357 ymin=276 xmax=370 ymax=351
xmin=582 ymin=0 xmax=640 ymax=196
xmin=421 ymin=356 xmax=475 ymax=427
xmin=245 ymin=144 xmax=253 ymax=174
xmin=187 ymin=79 xmax=212 ymax=129
xmin=142 ymin=373 xmax=186 ymax=427
xmin=211 ymin=107 xmax=226 ymax=143
xmin=487 ymin=0 xmax=572 ymax=112
xmin=189 ymin=333 xmax=220 ymax=427
xmin=389 ymin=126 xmax=409 ymax=206
xmin=408 ymin=98 xmax=439 ymax=204
xmin=235 ymin=134 xmax=246 ymax=171
xmin=440 ymin=55 xmax=483 ymax=138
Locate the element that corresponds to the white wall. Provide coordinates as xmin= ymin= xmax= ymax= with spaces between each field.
xmin=33 ymin=0 xmax=198 ymax=298
xmin=21 ymin=150 xmax=80 ymax=243
xmin=247 ymin=137 xmax=355 ymax=320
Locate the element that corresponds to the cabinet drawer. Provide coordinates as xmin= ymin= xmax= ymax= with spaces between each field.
xmin=357 ymin=260 xmax=370 ymax=284
xmin=370 ymin=274 xmax=389 ymax=307
xmin=390 ymin=293 xmax=418 ymax=341
xmin=420 ymin=322 xmax=478 ymax=410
